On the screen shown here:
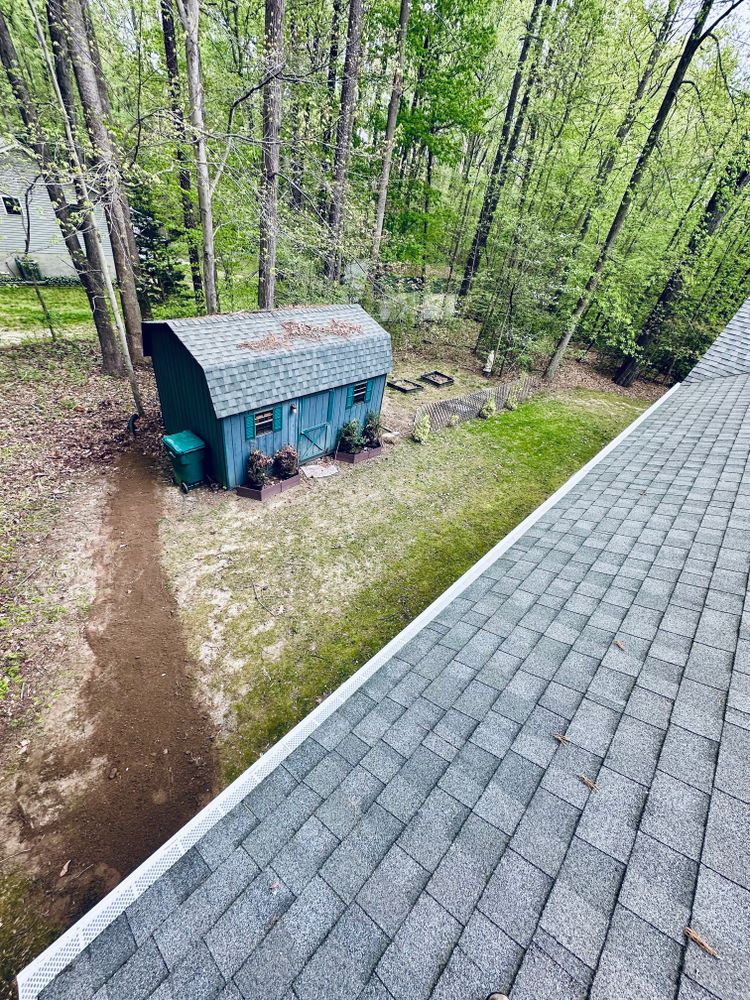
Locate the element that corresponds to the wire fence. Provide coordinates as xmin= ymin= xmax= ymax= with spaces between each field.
xmin=412 ymin=374 xmax=540 ymax=434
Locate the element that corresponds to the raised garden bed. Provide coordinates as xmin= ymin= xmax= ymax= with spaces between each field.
xmin=387 ymin=378 xmax=424 ymax=394
xmin=236 ymin=473 xmax=300 ymax=501
xmin=334 ymin=446 xmax=383 ymax=465
xmin=420 ymin=370 xmax=455 ymax=388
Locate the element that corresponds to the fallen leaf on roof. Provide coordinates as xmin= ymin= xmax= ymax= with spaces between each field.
xmin=552 ymin=733 xmax=570 ymax=745
xmin=684 ymin=927 xmax=719 ymax=957
xmin=578 ymin=774 xmax=599 ymax=792
xmin=59 ymin=860 xmax=71 ymax=877
xmin=613 ymin=639 xmax=625 ymax=651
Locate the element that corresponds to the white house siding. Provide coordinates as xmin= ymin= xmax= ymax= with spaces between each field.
xmin=0 ymin=150 xmax=115 ymax=279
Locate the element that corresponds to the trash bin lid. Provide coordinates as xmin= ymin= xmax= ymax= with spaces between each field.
xmin=162 ymin=430 xmax=205 ymax=456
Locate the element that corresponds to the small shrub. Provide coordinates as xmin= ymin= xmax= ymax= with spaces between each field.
xmin=363 ymin=411 xmax=383 ymax=448
xmin=479 ymin=397 xmax=496 ymax=419
xmin=412 ymin=414 xmax=430 ymax=443
xmin=447 ymin=414 xmax=460 ymax=428
xmin=273 ymin=444 xmax=299 ymax=479
xmin=338 ymin=419 xmax=365 ymax=453
xmin=247 ymin=449 xmax=273 ymax=488
xmin=505 ymin=395 xmax=517 ymax=412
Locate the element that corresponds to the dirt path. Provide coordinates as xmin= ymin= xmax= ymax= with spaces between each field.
xmin=6 ymin=451 xmax=216 ymax=950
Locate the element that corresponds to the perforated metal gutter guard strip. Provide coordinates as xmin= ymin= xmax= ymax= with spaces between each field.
xmin=16 ymin=382 xmax=681 ymax=1000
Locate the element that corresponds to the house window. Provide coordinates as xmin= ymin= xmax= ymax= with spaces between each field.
xmin=346 ymin=379 xmax=373 ymax=408
xmin=2 ymin=196 xmax=22 ymax=216
xmin=245 ymin=404 xmax=282 ymax=439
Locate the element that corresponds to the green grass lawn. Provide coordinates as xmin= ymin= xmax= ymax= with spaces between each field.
xmin=0 ymin=286 xmax=94 ymax=335
xmin=160 ymin=388 xmax=648 ymax=781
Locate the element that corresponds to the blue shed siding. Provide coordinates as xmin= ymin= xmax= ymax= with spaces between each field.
xmin=149 ymin=326 xmax=227 ymax=485
xmin=221 ymin=375 xmax=387 ymax=488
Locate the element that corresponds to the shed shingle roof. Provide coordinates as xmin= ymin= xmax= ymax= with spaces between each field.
xmin=144 ymin=304 xmax=393 ymax=419
xmin=20 ymin=298 xmax=750 ymax=1000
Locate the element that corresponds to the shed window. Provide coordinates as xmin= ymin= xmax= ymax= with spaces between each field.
xmin=2 ymin=196 xmax=22 ymax=216
xmin=346 ymin=379 xmax=373 ymax=408
xmin=245 ymin=403 xmax=282 ymax=439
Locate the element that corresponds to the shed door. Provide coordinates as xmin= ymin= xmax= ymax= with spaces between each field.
xmin=298 ymin=390 xmax=333 ymax=462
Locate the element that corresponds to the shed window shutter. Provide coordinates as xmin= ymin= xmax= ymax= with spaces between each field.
xmin=245 ymin=412 xmax=256 ymax=439
xmin=365 ymin=379 xmax=373 ymax=403
xmin=273 ymin=404 xmax=282 ymax=431
xmin=346 ymin=385 xmax=355 ymax=408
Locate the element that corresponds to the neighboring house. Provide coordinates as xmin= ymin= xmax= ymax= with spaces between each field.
xmin=0 ymin=147 xmax=115 ymax=280
xmin=18 ymin=299 xmax=750 ymax=1000
xmin=143 ymin=304 xmax=393 ymax=488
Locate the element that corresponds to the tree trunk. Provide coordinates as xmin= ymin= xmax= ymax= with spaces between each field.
xmin=0 ymin=7 xmax=121 ymax=372
xmin=160 ymin=0 xmax=203 ymax=306
xmin=318 ymin=0 xmax=342 ymax=216
xmin=549 ymin=0 xmax=679 ymax=313
xmin=457 ymin=0 xmax=547 ymax=303
xmin=369 ymin=0 xmax=410 ymax=286
xmin=29 ymin=0 xmax=144 ymax=412
xmin=324 ymin=0 xmax=364 ymax=281
xmin=63 ymin=0 xmax=144 ymax=362
xmin=615 ymin=155 xmax=750 ymax=386
xmin=544 ymin=0 xmax=720 ymax=381
xmin=176 ymin=0 xmax=219 ymax=313
xmin=258 ymin=0 xmax=285 ymax=308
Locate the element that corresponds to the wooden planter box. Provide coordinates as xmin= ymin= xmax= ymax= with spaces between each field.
xmin=335 ymin=446 xmax=383 ymax=465
xmin=236 ymin=472 xmax=300 ymax=501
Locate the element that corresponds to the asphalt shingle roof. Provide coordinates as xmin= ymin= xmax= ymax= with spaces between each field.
xmin=144 ymin=304 xmax=393 ymax=418
xmin=684 ymin=297 xmax=750 ymax=384
xmin=22 ymin=298 xmax=750 ymax=1000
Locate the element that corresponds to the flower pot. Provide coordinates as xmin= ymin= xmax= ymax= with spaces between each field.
xmin=335 ymin=446 xmax=383 ymax=464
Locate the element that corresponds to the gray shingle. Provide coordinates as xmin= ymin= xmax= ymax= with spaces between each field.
xmin=478 ymin=849 xmax=552 ymax=947
xmin=539 ymin=837 xmax=624 ymax=968
xmin=426 ymin=814 xmax=507 ymax=924
xmin=702 ymin=790 xmax=750 ymax=891
xmin=357 ymin=844 xmax=430 ymax=936
xmin=640 ymin=770 xmax=709 ymax=862
xmin=233 ymin=877 xmax=345 ymax=1000
xmin=375 ymin=894 xmax=462 ymax=1000
xmin=203 ymin=869 xmax=295 ymax=977
xmin=294 ymin=904 xmax=389 ymax=1000
xmin=590 ymin=905 xmax=682 ymax=1000
xmin=618 ymin=833 xmax=698 ymax=941
xmin=686 ymin=866 xmax=750 ymax=1000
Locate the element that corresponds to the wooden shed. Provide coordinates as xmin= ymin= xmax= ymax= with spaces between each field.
xmin=143 ymin=304 xmax=393 ymax=488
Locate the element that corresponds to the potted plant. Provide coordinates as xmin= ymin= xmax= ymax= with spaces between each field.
xmin=273 ymin=444 xmax=301 ymax=492
xmin=237 ymin=447 xmax=302 ymax=501
xmin=237 ymin=449 xmax=281 ymax=500
xmin=335 ymin=415 xmax=384 ymax=464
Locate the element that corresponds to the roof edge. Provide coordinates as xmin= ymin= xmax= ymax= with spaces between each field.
xmin=16 ymin=381 xmax=681 ymax=1000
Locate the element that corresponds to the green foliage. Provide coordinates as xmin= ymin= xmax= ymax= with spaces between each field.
xmin=363 ymin=411 xmax=383 ymax=448
xmin=412 ymin=413 xmax=430 ymax=443
xmin=337 ymin=419 xmax=365 ymax=454
xmin=478 ymin=397 xmax=496 ymax=419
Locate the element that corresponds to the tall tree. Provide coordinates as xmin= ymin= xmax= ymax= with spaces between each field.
xmin=615 ymin=149 xmax=750 ymax=386
xmin=369 ymin=0 xmax=411 ymax=284
xmin=457 ymin=0 xmax=548 ymax=303
xmin=544 ymin=0 xmax=746 ymax=381
xmin=27 ymin=0 xmax=144 ymax=413
xmin=175 ymin=0 xmax=219 ymax=313
xmin=160 ymin=0 xmax=203 ymax=306
xmin=258 ymin=0 xmax=285 ymax=308
xmin=0 ymin=6 xmax=121 ymax=372
xmin=61 ymin=0 xmax=144 ymax=361
xmin=324 ymin=0 xmax=364 ymax=280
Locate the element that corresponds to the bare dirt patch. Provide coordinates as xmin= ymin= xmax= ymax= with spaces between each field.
xmin=1 ymin=450 xmax=215 ymax=996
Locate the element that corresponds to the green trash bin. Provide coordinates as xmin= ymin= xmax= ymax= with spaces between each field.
xmin=162 ymin=430 xmax=206 ymax=492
